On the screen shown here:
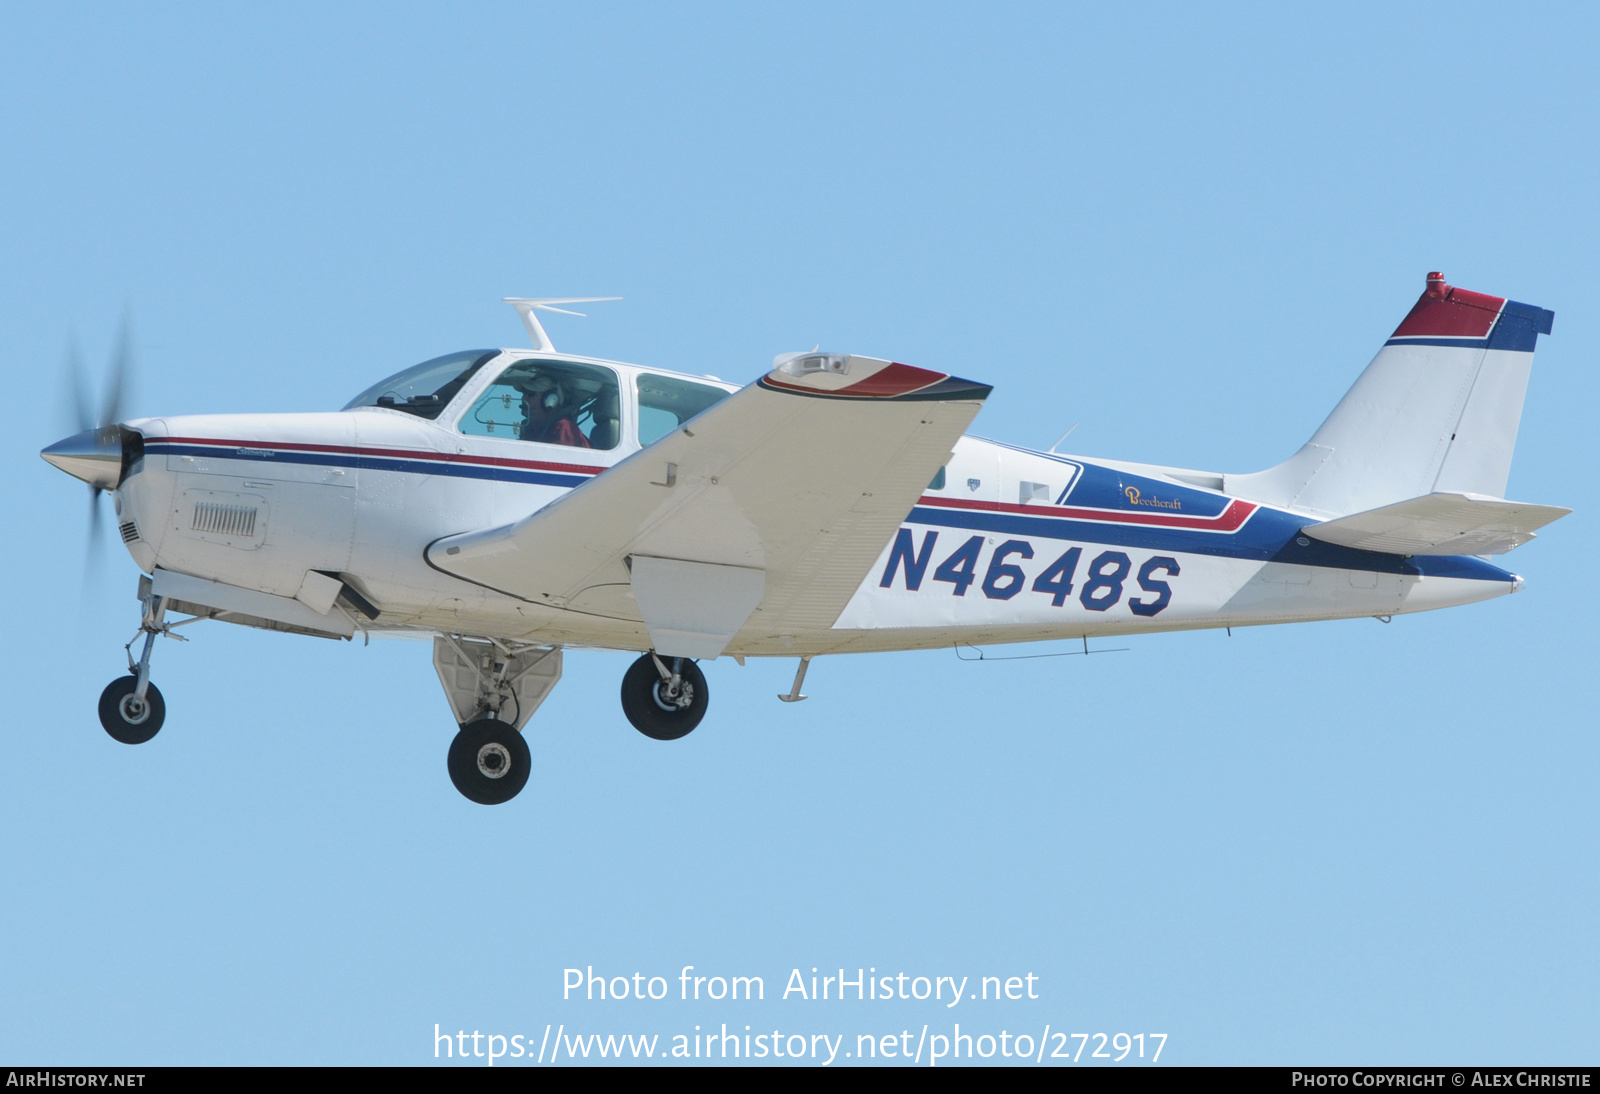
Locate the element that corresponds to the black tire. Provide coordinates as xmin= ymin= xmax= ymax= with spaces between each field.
xmin=620 ymin=654 xmax=708 ymax=741
xmin=98 ymin=675 xmax=165 ymax=745
xmin=447 ymin=718 xmax=531 ymax=805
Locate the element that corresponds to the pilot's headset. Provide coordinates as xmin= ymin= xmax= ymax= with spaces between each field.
xmin=524 ymin=376 xmax=564 ymax=410
xmin=519 ymin=376 xmax=564 ymax=440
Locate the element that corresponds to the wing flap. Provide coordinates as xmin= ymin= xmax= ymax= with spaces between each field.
xmin=428 ymin=354 xmax=990 ymax=654
xmin=629 ymin=556 xmax=765 ymax=659
xmin=1302 ymin=492 xmax=1571 ymax=556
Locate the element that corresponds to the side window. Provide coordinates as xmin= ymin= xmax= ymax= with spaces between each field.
xmin=458 ymin=359 xmax=621 ymax=451
xmin=636 ymin=374 xmax=730 ymax=447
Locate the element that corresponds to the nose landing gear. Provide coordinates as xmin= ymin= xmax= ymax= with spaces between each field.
xmin=98 ymin=592 xmax=178 ymax=744
xmin=98 ymin=675 xmax=165 ymax=744
xmin=621 ymin=652 xmax=708 ymax=741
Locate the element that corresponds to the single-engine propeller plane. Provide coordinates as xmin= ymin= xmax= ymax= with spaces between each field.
xmin=42 ymin=275 xmax=1569 ymax=803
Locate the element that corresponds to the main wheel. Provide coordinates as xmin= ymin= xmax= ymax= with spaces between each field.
xmin=620 ymin=654 xmax=708 ymax=741
xmin=98 ymin=675 xmax=165 ymax=744
xmin=447 ymin=718 xmax=531 ymax=805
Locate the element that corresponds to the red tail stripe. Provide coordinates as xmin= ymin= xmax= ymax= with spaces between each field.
xmin=1391 ymin=285 xmax=1506 ymax=339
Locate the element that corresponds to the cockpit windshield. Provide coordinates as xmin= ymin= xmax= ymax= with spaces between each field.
xmin=342 ymin=349 xmax=499 ymax=420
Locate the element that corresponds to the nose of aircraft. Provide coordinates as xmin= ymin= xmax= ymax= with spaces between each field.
xmin=41 ymin=427 xmax=125 ymax=490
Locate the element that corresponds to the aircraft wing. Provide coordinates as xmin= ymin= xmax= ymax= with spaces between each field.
xmin=427 ymin=354 xmax=991 ymax=657
xmin=1301 ymin=492 xmax=1571 ymax=556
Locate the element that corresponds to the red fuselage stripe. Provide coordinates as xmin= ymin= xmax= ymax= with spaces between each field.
xmin=915 ymin=494 xmax=1258 ymax=531
xmin=159 ymin=436 xmax=606 ymax=476
xmin=160 ymin=437 xmax=1258 ymax=530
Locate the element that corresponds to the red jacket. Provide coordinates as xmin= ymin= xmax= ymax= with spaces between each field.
xmin=539 ymin=418 xmax=590 ymax=448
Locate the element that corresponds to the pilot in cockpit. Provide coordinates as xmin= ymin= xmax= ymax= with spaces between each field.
xmin=518 ymin=377 xmax=590 ymax=448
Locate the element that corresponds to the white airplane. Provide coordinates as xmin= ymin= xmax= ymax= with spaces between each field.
xmin=42 ymin=276 xmax=1569 ymax=804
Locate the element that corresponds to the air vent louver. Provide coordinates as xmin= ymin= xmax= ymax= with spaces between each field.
xmin=192 ymin=502 xmax=258 ymax=538
xmin=119 ymin=521 xmax=140 ymax=543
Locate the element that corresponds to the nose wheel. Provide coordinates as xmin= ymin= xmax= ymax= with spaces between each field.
xmin=447 ymin=718 xmax=531 ymax=805
xmin=98 ymin=675 xmax=166 ymax=744
xmin=621 ymin=653 xmax=708 ymax=740
xmin=98 ymin=591 xmax=175 ymax=744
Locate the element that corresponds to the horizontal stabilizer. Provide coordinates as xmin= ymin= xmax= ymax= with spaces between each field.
xmin=1302 ymin=493 xmax=1570 ymax=556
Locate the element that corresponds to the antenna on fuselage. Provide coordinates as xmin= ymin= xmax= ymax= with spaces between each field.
xmin=1048 ymin=422 xmax=1079 ymax=453
xmin=502 ymin=297 xmax=621 ymax=352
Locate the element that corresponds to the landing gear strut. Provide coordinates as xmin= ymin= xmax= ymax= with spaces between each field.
xmin=98 ymin=593 xmax=173 ymax=744
xmin=621 ymin=653 xmax=708 ymax=741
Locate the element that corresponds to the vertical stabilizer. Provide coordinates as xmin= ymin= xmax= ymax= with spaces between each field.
xmin=1226 ymin=273 xmax=1554 ymax=518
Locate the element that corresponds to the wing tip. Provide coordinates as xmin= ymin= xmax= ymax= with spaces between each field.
xmin=758 ymin=371 xmax=992 ymax=402
xmin=911 ymin=375 xmax=993 ymax=402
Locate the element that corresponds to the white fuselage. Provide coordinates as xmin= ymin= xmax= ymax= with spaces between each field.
xmin=114 ymin=350 xmax=1520 ymax=658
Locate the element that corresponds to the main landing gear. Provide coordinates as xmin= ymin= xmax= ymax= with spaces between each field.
xmin=621 ymin=653 xmax=708 ymax=741
xmin=434 ymin=644 xmax=707 ymax=801
xmin=433 ymin=636 xmax=562 ymax=806
xmin=98 ymin=592 xmax=176 ymax=744
xmin=447 ymin=718 xmax=531 ymax=805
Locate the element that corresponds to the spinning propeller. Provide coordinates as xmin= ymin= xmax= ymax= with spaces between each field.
xmin=42 ymin=318 xmax=136 ymax=554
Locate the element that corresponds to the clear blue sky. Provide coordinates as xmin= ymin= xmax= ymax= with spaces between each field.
xmin=3 ymin=2 xmax=1595 ymax=1065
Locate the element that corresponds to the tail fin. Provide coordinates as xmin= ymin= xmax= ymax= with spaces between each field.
xmin=1227 ymin=272 xmax=1555 ymax=517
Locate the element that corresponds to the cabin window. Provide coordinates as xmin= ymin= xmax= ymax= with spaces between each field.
xmin=929 ymin=466 xmax=947 ymax=490
xmin=343 ymin=349 xmax=498 ymax=420
xmin=636 ymin=374 xmax=730 ymax=447
xmin=457 ymin=359 xmax=621 ymax=450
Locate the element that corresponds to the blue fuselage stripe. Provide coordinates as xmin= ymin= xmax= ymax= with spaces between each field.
xmin=149 ymin=443 xmax=593 ymax=489
xmin=905 ymin=505 xmax=1514 ymax=582
xmin=146 ymin=443 xmax=1515 ymax=584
